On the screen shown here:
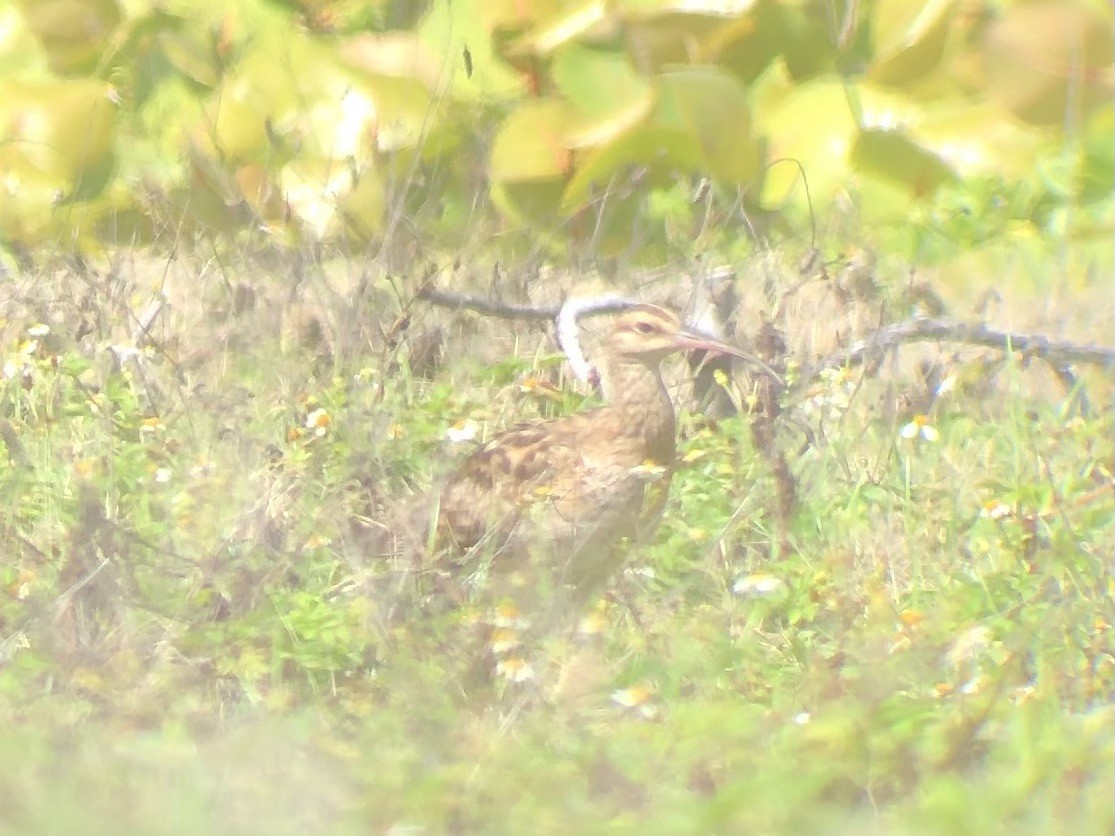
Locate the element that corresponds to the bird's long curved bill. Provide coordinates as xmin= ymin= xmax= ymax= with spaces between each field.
xmin=673 ymin=329 xmax=784 ymax=386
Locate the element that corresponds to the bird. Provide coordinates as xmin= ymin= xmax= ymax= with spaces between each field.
xmin=424 ymin=302 xmax=777 ymax=619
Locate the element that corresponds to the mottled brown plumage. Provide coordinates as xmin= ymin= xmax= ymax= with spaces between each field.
xmin=429 ymin=304 xmax=763 ymax=607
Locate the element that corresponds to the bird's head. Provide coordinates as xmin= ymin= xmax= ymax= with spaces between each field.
xmin=606 ymin=304 xmax=781 ymax=382
xmin=606 ymin=305 xmax=690 ymax=362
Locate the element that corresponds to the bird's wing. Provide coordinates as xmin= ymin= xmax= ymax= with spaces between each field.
xmin=434 ymin=420 xmax=567 ymax=556
xmin=432 ymin=412 xmax=671 ymax=604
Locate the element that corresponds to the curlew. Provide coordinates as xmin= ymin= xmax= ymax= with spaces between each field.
xmin=427 ymin=303 xmax=777 ymax=617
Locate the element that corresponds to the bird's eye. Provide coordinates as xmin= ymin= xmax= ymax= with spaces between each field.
xmin=635 ymin=321 xmax=655 ymax=334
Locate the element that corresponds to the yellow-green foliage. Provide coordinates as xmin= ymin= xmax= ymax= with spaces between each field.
xmin=0 ymin=0 xmax=1111 ymax=260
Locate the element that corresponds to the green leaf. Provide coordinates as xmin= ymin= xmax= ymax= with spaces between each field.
xmin=511 ymin=0 xmax=611 ymax=56
xmin=851 ymin=128 xmax=957 ymax=198
xmin=562 ymin=66 xmax=758 ymax=211
xmin=655 ymin=67 xmax=759 ymax=182
xmin=15 ymin=0 xmax=121 ymax=74
xmin=551 ymin=43 xmax=649 ymax=121
xmin=868 ymin=0 xmax=957 ymax=88
xmin=755 ymin=75 xmax=858 ymax=208
xmin=490 ymin=99 xmax=572 ymax=183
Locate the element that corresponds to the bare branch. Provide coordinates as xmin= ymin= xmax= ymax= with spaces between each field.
xmin=416 ymin=286 xmax=560 ymax=320
xmin=806 ymin=315 xmax=1115 ymax=379
xmin=417 ymin=285 xmax=637 ymax=322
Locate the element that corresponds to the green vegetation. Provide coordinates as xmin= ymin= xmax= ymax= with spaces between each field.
xmin=0 ymin=246 xmax=1110 ymax=832
xmin=0 ymin=0 xmax=1112 ymax=833
xmin=0 ymin=0 xmax=1112 ymax=263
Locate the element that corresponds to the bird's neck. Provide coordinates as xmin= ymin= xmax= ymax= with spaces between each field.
xmin=601 ymin=357 xmax=677 ymax=466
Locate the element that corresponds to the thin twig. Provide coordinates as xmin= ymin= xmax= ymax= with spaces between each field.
xmin=417 ymin=286 xmax=562 ymax=320
xmin=806 ymin=315 xmax=1115 ymax=378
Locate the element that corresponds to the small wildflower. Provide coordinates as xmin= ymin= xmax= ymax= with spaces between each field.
xmin=139 ymin=416 xmax=164 ymax=435
xmin=899 ymin=414 xmax=938 ymax=442
xmin=518 ymin=376 xmax=562 ymax=400
xmin=732 ymin=573 xmax=786 ymax=598
xmin=933 ymin=682 xmax=955 ymax=698
xmin=153 ymin=467 xmax=172 ymax=484
xmin=793 ymin=711 xmax=811 ymax=725
xmin=623 ymin=565 xmax=656 ymax=580
xmin=491 ymin=601 xmax=529 ymax=629
xmin=612 ymin=683 xmax=658 ymax=719
xmin=611 ymin=682 xmax=653 ymax=707
xmin=681 ymin=448 xmax=707 ymax=464
xmin=495 ymin=656 xmax=535 ymax=683
xmin=26 ymin=324 xmax=50 ymax=337
xmin=489 ymin=627 xmax=522 ymax=655
xmin=446 ymin=419 xmax=478 ymax=443
xmin=899 ymin=609 xmax=924 ymax=628
xmin=979 ymin=499 xmax=1012 ymax=520
xmin=305 ymin=407 xmax=331 ymax=436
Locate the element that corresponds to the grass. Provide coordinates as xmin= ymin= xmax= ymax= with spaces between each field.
xmin=0 ymin=245 xmax=1111 ymax=835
